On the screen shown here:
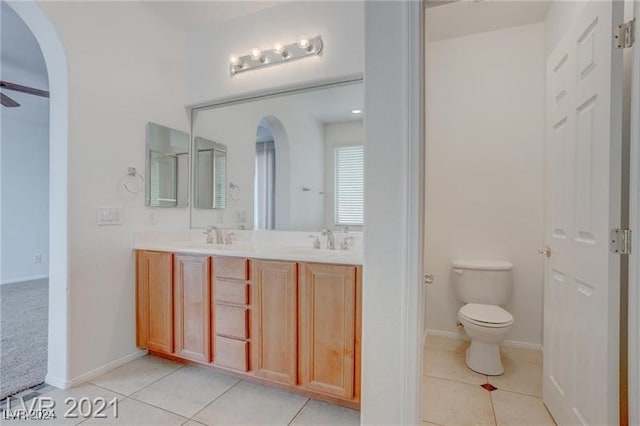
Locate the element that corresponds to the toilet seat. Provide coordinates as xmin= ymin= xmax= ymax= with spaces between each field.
xmin=459 ymin=303 xmax=514 ymax=328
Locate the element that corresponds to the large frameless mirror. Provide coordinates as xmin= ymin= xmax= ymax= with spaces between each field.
xmin=190 ymin=79 xmax=364 ymax=230
xmin=145 ymin=122 xmax=190 ymax=207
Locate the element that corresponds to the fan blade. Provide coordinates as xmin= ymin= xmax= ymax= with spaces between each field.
xmin=0 ymin=92 xmax=20 ymax=107
xmin=0 ymin=80 xmax=49 ymax=98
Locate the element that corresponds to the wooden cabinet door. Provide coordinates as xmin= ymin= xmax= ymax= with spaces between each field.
xmin=299 ymin=263 xmax=357 ymax=399
xmin=174 ymin=254 xmax=212 ymax=363
xmin=252 ymin=260 xmax=297 ymax=385
xmin=136 ymin=251 xmax=173 ymax=354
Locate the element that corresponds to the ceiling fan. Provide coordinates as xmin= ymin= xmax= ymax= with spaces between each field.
xmin=0 ymin=80 xmax=50 ymax=108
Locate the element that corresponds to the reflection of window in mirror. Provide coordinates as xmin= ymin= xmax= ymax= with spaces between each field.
xmin=150 ymin=151 xmax=178 ymax=207
xmin=255 ymin=120 xmax=276 ymax=229
xmin=334 ymin=145 xmax=364 ymax=226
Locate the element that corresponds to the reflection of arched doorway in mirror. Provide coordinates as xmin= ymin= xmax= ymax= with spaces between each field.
xmin=254 ymin=116 xmax=290 ymax=230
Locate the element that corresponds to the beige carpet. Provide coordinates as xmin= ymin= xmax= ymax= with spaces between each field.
xmin=0 ymin=278 xmax=48 ymax=399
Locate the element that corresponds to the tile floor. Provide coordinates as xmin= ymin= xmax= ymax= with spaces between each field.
xmin=422 ymin=335 xmax=556 ymax=426
xmin=3 ymin=337 xmax=555 ymax=425
xmin=2 ymin=355 xmax=359 ymax=425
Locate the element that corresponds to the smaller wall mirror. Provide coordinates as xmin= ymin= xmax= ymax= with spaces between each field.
xmin=145 ymin=122 xmax=190 ymax=207
xmin=194 ymin=137 xmax=227 ymax=209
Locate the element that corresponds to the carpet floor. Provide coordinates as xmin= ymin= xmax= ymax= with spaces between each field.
xmin=0 ymin=278 xmax=48 ymax=399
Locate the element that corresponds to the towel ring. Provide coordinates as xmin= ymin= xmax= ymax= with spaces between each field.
xmin=122 ymin=167 xmax=145 ymax=194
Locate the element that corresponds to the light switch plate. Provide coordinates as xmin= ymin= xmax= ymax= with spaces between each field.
xmin=96 ymin=207 xmax=123 ymax=226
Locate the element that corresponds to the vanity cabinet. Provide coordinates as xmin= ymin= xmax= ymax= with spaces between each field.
xmin=213 ymin=257 xmax=251 ymax=372
xmin=135 ymin=250 xmax=361 ymax=409
xmin=173 ymin=254 xmax=212 ymax=363
xmin=298 ymin=263 xmax=361 ymax=399
xmin=252 ymin=260 xmax=298 ymax=385
xmin=136 ymin=251 xmax=174 ymax=354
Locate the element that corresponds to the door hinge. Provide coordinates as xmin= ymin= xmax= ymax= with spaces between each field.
xmin=615 ymin=18 xmax=635 ymax=49
xmin=610 ymin=228 xmax=632 ymax=255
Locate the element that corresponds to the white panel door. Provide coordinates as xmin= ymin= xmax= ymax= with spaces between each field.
xmin=543 ymin=1 xmax=624 ymax=425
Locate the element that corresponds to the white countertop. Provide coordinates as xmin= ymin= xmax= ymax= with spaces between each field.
xmin=134 ymin=230 xmax=363 ymax=266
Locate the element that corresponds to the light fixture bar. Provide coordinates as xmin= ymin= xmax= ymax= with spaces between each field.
xmin=230 ymin=35 xmax=323 ymax=76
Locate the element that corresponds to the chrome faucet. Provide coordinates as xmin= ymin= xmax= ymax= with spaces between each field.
xmin=204 ymin=226 xmax=224 ymax=244
xmin=321 ymin=228 xmax=335 ymax=250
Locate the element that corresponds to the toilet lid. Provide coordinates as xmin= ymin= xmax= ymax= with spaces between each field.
xmin=459 ymin=303 xmax=514 ymax=326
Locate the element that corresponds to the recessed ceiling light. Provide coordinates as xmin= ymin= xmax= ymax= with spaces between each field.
xmin=351 ymin=109 xmax=362 ymax=114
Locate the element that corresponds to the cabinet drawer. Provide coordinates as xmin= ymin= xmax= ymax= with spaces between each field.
xmin=214 ymin=257 xmax=248 ymax=280
xmin=216 ymin=305 xmax=249 ymax=339
xmin=216 ymin=280 xmax=249 ymax=305
xmin=215 ymin=336 xmax=248 ymax=372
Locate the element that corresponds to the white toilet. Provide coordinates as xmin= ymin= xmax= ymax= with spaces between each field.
xmin=452 ymin=259 xmax=515 ymax=375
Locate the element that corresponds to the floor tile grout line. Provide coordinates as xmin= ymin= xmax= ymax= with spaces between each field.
xmin=488 ymin=384 xmax=498 ymax=426
xmin=426 ymin=372 xmax=543 ymax=399
xmin=127 ymin=375 xmax=240 ymax=421
xmin=117 ymin=394 xmax=190 ymax=422
xmin=82 ymin=382 xmax=130 ymax=399
xmin=85 ymin=355 xmax=187 ymax=396
xmin=188 ymin=377 xmax=243 ymax=422
xmin=421 ymin=418 xmax=447 ymax=426
xmin=287 ymin=397 xmax=312 ymax=425
xmin=491 ymin=387 xmax=543 ymax=399
xmin=113 ymin=359 xmax=186 ymax=397
xmin=424 ymin=373 xmax=489 ymax=388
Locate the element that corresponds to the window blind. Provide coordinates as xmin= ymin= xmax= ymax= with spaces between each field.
xmin=334 ymin=145 xmax=364 ymax=226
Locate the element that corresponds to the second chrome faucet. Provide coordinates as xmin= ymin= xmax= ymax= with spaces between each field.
xmin=204 ymin=226 xmax=224 ymax=244
xmin=320 ymin=228 xmax=335 ymax=250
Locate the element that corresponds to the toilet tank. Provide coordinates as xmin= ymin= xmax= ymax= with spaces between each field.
xmin=451 ymin=260 xmax=513 ymax=305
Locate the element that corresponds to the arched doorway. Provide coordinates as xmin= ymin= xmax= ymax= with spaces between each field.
xmin=6 ymin=0 xmax=69 ymax=389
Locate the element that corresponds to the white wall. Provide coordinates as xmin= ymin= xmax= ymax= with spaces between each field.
xmin=185 ymin=1 xmax=363 ymax=104
xmin=1 ymin=114 xmax=49 ymax=283
xmin=362 ymin=1 xmax=425 ymax=422
xmin=425 ymin=23 xmax=546 ymax=346
xmin=323 ymin=120 xmax=364 ymax=228
xmin=37 ymin=1 xmax=190 ymax=381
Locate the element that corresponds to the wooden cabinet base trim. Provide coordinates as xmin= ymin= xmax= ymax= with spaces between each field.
xmin=148 ymin=351 xmax=360 ymax=410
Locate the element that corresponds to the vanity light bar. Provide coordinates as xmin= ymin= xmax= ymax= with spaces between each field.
xmin=229 ymin=35 xmax=323 ymax=76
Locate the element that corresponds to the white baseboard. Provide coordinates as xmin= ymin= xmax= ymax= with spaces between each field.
xmin=426 ymin=328 xmax=468 ymax=341
xmin=45 ymin=349 xmax=148 ymax=390
xmin=426 ymin=328 xmax=543 ymax=352
xmin=503 ymin=339 xmax=543 ymax=352
xmin=1 ymin=275 xmax=49 ymax=285
xmin=44 ymin=373 xmax=67 ymax=389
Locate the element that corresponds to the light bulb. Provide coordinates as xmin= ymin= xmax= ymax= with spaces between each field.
xmin=273 ymin=43 xmax=285 ymax=54
xmin=250 ymin=48 xmax=263 ymax=61
xmin=230 ymin=55 xmax=242 ymax=67
xmin=298 ymin=38 xmax=310 ymax=50
xmin=351 ymin=109 xmax=362 ymax=115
